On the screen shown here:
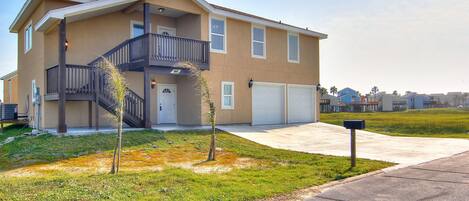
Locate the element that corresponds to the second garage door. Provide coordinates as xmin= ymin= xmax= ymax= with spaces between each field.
xmin=252 ymin=83 xmax=285 ymax=125
xmin=288 ymin=85 xmax=316 ymax=123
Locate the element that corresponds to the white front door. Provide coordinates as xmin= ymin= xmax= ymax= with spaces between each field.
xmin=158 ymin=84 xmax=177 ymax=124
xmin=157 ymin=26 xmax=176 ymax=36
xmin=157 ymin=26 xmax=177 ymax=58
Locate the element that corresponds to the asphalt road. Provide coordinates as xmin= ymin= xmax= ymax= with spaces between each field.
xmin=308 ymin=151 xmax=469 ymax=201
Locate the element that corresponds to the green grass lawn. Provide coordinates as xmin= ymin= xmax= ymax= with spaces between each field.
xmin=0 ymin=125 xmax=392 ymax=201
xmin=321 ymin=108 xmax=469 ymax=138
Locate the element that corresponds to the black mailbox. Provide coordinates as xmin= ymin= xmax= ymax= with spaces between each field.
xmin=344 ymin=120 xmax=365 ymax=130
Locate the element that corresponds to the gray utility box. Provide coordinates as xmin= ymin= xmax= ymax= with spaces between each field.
xmin=0 ymin=104 xmax=18 ymax=120
xmin=344 ymin=120 xmax=365 ymax=130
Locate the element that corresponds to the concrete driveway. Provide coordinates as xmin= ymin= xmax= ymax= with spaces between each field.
xmin=218 ymin=123 xmax=469 ymax=165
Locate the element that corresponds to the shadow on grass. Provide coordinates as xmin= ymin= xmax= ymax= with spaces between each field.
xmin=0 ymin=126 xmax=170 ymax=172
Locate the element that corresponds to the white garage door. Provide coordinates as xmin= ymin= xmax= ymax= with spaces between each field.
xmin=288 ymin=85 xmax=316 ymax=123
xmin=252 ymin=83 xmax=285 ymax=125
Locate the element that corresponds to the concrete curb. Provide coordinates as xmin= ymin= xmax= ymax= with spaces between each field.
xmin=260 ymin=166 xmax=393 ymax=201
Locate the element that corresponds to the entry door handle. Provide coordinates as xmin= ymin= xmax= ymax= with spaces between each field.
xmin=159 ymin=103 xmax=162 ymax=111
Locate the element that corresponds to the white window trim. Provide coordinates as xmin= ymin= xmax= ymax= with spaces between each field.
xmin=221 ymin=81 xmax=234 ymax=110
xmin=130 ymin=20 xmax=151 ymax=38
xmin=287 ymin=32 xmax=300 ymax=63
xmin=24 ymin=21 xmax=32 ymax=54
xmin=251 ymin=24 xmax=266 ymax=59
xmin=209 ymin=15 xmax=227 ymax=54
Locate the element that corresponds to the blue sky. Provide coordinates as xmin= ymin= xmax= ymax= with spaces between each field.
xmin=1 ymin=0 xmax=469 ymax=100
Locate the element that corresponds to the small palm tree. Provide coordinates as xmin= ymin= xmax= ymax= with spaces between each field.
xmin=100 ymin=58 xmax=127 ymax=174
xmin=392 ymin=90 xmax=398 ymax=96
xmin=330 ymin=86 xmax=338 ymax=96
xmin=319 ymin=87 xmax=328 ymax=97
xmin=179 ymin=62 xmax=217 ymax=161
xmin=371 ymin=86 xmax=379 ymax=95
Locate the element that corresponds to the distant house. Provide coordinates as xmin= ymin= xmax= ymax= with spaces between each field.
xmin=320 ymin=94 xmax=342 ymax=112
xmin=446 ymin=92 xmax=465 ymax=107
xmin=405 ymin=92 xmax=429 ymax=109
xmin=338 ymin=88 xmax=361 ymax=104
xmin=379 ymin=94 xmax=407 ymax=112
xmin=0 ymin=71 xmax=18 ymax=104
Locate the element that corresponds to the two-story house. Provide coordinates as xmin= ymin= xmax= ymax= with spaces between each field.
xmin=338 ymin=88 xmax=360 ymax=104
xmin=1 ymin=71 xmax=18 ymax=104
xmin=9 ymin=0 xmax=327 ymax=133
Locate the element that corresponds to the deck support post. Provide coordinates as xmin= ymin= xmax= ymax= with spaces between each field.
xmin=143 ymin=3 xmax=152 ymax=128
xmin=88 ymin=101 xmax=92 ymax=128
xmin=57 ymin=18 xmax=67 ymax=133
xmin=95 ymin=69 xmax=100 ymax=131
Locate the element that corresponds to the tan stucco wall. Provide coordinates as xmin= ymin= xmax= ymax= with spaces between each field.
xmin=3 ymin=75 xmax=18 ymax=104
xmin=202 ymin=17 xmax=320 ymax=124
xmin=17 ymin=1 xmax=46 ymax=127
xmin=41 ymin=3 xmax=205 ymax=128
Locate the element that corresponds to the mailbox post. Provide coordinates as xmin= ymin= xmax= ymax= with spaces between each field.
xmin=343 ymin=120 xmax=365 ymax=168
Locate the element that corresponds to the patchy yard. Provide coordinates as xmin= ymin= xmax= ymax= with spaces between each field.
xmin=0 ymin=125 xmax=392 ymax=200
xmin=321 ymin=108 xmax=469 ymax=138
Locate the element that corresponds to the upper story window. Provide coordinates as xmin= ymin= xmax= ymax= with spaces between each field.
xmin=221 ymin=81 xmax=234 ymax=109
xmin=210 ymin=16 xmax=226 ymax=53
xmin=288 ymin=32 xmax=300 ymax=63
xmin=130 ymin=20 xmax=151 ymax=38
xmin=252 ymin=25 xmax=266 ymax=59
xmin=24 ymin=22 xmax=32 ymax=53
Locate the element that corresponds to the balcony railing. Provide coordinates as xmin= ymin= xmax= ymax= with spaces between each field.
xmin=89 ymin=33 xmax=210 ymax=71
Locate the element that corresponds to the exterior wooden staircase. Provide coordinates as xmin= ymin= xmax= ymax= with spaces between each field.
xmin=45 ymin=33 xmax=210 ymax=128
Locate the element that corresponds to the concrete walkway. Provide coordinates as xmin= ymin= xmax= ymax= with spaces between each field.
xmin=219 ymin=123 xmax=469 ymax=165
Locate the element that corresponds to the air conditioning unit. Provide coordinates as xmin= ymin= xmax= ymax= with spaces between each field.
xmin=0 ymin=104 xmax=18 ymax=121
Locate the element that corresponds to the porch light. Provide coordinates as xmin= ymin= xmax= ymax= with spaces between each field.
xmin=151 ymin=79 xmax=156 ymax=89
xmin=158 ymin=8 xmax=165 ymax=13
xmin=316 ymin=83 xmax=321 ymax=91
xmin=65 ymin=39 xmax=69 ymax=51
xmin=248 ymin=79 xmax=253 ymax=88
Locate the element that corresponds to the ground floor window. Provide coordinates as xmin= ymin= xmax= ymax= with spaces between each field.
xmin=221 ymin=81 xmax=234 ymax=109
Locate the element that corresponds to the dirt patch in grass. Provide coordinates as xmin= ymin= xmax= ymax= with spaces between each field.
xmin=1 ymin=147 xmax=261 ymax=177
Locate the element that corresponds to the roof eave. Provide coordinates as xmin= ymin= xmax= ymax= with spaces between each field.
xmin=193 ymin=0 xmax=327 ymax=39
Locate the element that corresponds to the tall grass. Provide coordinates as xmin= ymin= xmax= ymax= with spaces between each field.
xmin=321 ymin=108 xmax=469 ymax=138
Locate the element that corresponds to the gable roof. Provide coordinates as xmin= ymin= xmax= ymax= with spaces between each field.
xmin=9 ymin=0 xmax=94 ymax=33
xmin=338 ymin=87 xmax=357 ymax=94
xmin=11 ymin=0 xmax=327 ymax=39
xmin=0 ymin=71 xmax=17 ymax=80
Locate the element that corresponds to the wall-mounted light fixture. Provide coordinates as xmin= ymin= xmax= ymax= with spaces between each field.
xmin=248 ymin=79 xmax=254 ymax=88
xmin=65 ymin=39 xmax=69 ymax=51
xmin=151 ymin=79 xmax=156 ymax=89
xmin=316 ymin=83 xmax=321 ymax=91
xmin=158 ymin=7 xmax=165 ymax=13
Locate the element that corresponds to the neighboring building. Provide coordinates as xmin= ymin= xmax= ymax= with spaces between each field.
xmin=379 ymin=93 xmax=407 ymax=112
xmin=0 ymin=70 xmax=18 ymax=104
xmin=338 ymin=88 xmax=360 ymax=104
xmin=405 ymin=92 xmax=429 ymax=109
xmin=320 ymin=94 xmax=341 ymax=113
xmin=446 ymin=92 xmax=465 ymax=107
xmin=10 ymin=0 xmax=327 ymax=132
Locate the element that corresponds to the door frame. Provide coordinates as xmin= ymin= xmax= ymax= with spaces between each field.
xmin=157 ymin=84 xmax=178 ymax=124
xmin=251 ymin=81 xmax=287 ymax=125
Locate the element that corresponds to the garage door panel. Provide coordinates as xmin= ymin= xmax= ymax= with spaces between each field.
xmin=252 ymin=84 xmax=285 ymax=125
xmin=288 ymin=86 xmax=315 ymax=123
